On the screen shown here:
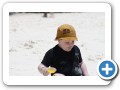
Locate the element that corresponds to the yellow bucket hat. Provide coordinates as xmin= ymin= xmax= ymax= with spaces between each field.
xmin=55 ymin=24 xmax=78 ymax=41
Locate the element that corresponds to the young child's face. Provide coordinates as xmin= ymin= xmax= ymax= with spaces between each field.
xmin=58 ymin=39 xmax=75 ymax=52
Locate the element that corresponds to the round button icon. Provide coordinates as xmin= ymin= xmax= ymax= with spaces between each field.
xmin=97 ymin=60 xmax=118 ymax=80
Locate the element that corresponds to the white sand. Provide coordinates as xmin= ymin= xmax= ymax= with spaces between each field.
xmin=9 ymin=12 xmax=105 ymax=76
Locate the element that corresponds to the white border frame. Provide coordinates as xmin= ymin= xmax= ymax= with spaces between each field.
xmin=3 ymin=3 xmax=111 ymax=85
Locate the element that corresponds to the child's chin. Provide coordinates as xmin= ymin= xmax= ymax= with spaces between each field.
xmin=66 ymin=49 xmax=72 ymax=52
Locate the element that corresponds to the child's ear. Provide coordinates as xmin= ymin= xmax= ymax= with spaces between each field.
xmin=58 ymin=39 xmax=61 ymax=42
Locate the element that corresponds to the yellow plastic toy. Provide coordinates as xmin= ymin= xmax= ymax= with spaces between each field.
xmin=47 ymin=67 xmax=56 ymax=74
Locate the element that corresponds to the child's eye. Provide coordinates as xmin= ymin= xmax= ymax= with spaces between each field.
xmin=65 ymin=41 xmax=74 ymax=44
xmin=65 ymin=42 xmax=69 ymax=44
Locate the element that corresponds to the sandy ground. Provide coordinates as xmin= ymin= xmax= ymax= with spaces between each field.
xmin=9 ymin=12 xmax=105 ymax=76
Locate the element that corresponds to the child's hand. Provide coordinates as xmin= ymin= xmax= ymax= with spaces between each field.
xmin=41 ymin=67 xmax=49 ymax=76
xmin=38 ymin=64 xmax=49 ymax=76
xmin=53 ymin=73 xmax=65 ymax=76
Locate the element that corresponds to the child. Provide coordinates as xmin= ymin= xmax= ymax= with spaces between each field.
xmin=38 ymin=24 xmax=89 ymax=76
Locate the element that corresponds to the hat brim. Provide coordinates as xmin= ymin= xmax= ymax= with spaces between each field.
xmin=55 ymin=37 xmax=78 ymax=41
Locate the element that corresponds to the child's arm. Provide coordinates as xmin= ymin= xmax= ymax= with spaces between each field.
xmin=38 ymin=63 xmax=49 ymax=76
xmin=80 ymin=62 xmax=89 ymax=76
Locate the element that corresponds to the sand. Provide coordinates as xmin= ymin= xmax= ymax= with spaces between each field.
xmin=9 ymin=12 xmax=105 ymax=76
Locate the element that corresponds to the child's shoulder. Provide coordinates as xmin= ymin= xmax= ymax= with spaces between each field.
xmin=74 ymin=45 xmax=81 ymax=52
xmin=74 ymin=45 xmax=79 ymax=49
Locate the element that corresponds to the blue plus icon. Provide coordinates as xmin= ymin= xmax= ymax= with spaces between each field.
xmin=102 ymin=63 xmax=113 ymax=75
xmin=97 ymin=60 xmax=118 ymax=80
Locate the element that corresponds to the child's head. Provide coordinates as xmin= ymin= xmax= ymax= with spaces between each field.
xmin=58 ymin=39 xmax=75 ymax=52
xmin=55 ymin=24 xmax=78 ymax=51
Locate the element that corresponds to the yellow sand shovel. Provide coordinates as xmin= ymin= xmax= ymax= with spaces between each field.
xmin=47 ymin=67 xmax=56 ymax=74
